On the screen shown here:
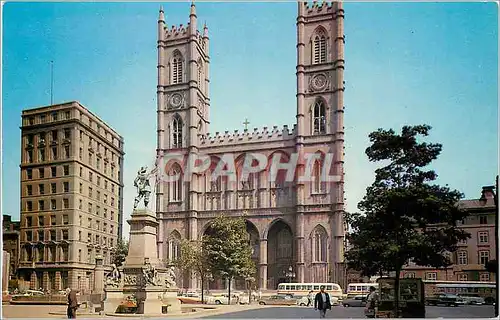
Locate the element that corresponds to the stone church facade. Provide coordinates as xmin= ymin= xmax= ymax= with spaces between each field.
xmin=155 ymin=2 xmax=346 ymax=291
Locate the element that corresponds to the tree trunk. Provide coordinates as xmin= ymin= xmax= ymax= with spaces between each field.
xmin=228 ymin=277 xmax=232 ymax=305
xmin=201 ymin=274 xmax=205 ymax=304
xmin=394 ymin=267 xmax=401 ymax=318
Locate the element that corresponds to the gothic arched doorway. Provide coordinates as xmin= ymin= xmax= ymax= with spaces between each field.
xmin=267 ymin=219 xmax=294 ymax=289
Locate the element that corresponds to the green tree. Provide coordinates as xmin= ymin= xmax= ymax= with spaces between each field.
xmin=345 ymin=125 xmax=469 ymax=317
xmin=203 ymin=215 xmax=256 ymax=305
xmin=112 ymin=238 xmax=129 ymax=267
xmin=174 ymin=239 xmax=212 ymax=304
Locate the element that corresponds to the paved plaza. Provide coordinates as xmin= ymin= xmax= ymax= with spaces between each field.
xmin=2 ymin=304 xmax=495 ymax=319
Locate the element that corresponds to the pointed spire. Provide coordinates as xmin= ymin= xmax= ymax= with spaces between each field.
xmin=190 ymin=1 xmax=197 ymax=17
xmin=159 ymin=5 xmax=165 ymax=22
xmin=203 ymin=21 xmax=208 ymax=37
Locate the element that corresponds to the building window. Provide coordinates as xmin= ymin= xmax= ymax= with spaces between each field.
xmin=458 ymin=238 xmax=467 ymax=245
xmin=27 ymin=168 xmax=32 ymax=179
xmin=39 ymin=168 xmax=45 ymax=179
xmin=97 ymin=158 xmax=100 ymax=169
xmin=478 ymin=231 xmax=489 ymax=244
xmin=51 ymin=147 xmax=57 ymax=160
xmin=79 ymin=199 xmax=83 ymax=210
xmin=479 ymin=251 xmax=489 ymax=265
xmin=51 ymin=183 xmax=57 ymax=193
xmin=89 ymin=187 xmax=93 ymax=198
xmin=27 ymin=150 xmax=33 ymax=163
xmin=79 ymin=183 xmax=83 ymax=194
xmin=313 ymin=32 xmax=327 ymax=64
xmin=63 ymin=198 xmax=69 ymax=209
xmin=51 ymin=199 xmax=56 ymax=210
xmin=458 ymin=274 xmax=468 ymax=281
xmin=26 ymin=201 xmax=33 ymax=211
xmin=50 ymin=230 xmax=56 ymax=240
xmin=312 ymin=159 xmax=326 ymax=193
xmin=27 ymin=185 xmax=32 ymax=196
xmin=404 ymin=272 xmax=416 ymax=278
xmin=63 ymin=215 xmax=69 ymax=225
xmin=39 ymin=184 xmax=45 ymax=195
xmin=89 ymin=172 xmax=93 ymax=182
xmin=172 ymin=115 xmax=183 ymax=148
xmin=168 ymin=165 xmax=182 ymax=202
xmin=65 ymin=111 xmax=70 ymax=119
xmin=38 ymin=216 xmax=44 ymax=227
xmin=38 ymin=200 xmax=45 ymax=211
xmin=38 ymin=230 xmax=44 ymax=241
xmin=51 ymin=166 xmax=57 ymax=177
xmin=457 ymin=251 xmax=468 ymax=265
xmin=64 ymin=165 xmax=69 ymax=176
xmin=480 ymin=273 xmax=490 ymax=282
xmin=39 ymin=148 xmax=46 ymax=161
xmin=198 ymin=59 xmax=203 ymax=90
xmin=79 ymin=148 xmax=83 ymax=159
xmin=64 ymin=145 xmax=70 ymax=158
xmin=62 ymin=230 xmax=69 ymax=240
xmin=311 ymin=226 xmax=327 ymax=262
xmin=426 ymin=272 xmax=437 ymax=281
xmin=50 ymin=215 xmax=56 ymax=225
xmin=28 ymin=117 xmax=34 ymax=125
xmin=479 ymin=216 xmax=488 ymax=224
xmin=64 ymin=128 xmax=71 ymax=139
xmin=52 ymin=112 xmax=58 ymax=121
xmin=78 ymin=249 xmax=82 ymax=262
xmin=172 ymin=51 xmax=183 ymax=84
xmin=313 ymin=100 xmax=326 ymax=135
xmin=63 ymin=182 xmax=69 ymax=192
xmin=52 ymin=130 xmax=58 ymax=141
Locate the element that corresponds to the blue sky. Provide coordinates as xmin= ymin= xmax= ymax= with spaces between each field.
xmin=2 ymin=2 xmax=498 ymax=237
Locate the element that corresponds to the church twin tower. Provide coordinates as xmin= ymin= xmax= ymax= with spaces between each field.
xmin=155 ymin=2 xmax=346 ymax=290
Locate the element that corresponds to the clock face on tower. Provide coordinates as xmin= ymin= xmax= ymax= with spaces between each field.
xmin=168 ymin=93 xmax=184 ymax=109
xmin=309 ymin=73 xmax=330 ymax=92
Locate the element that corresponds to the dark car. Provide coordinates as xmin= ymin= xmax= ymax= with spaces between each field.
xmin=342 ymin=295 xmax=367 ymax=307
xmin=425 ymin=293 xmax=465 ymax=306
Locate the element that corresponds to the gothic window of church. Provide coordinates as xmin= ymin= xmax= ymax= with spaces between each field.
xmin=313 ymin=32 xmax=327 ymax=64
xmin=312 ymin=159 xmax=326 ymax=193
xmin=172 ymin=115 xmax=183 ymax=148
xmin=313 ymin=100 xmax=326 ymax=135
xmin=311 ymin=226 xmax=327 ymax=262
xmin=167 ymin=231 xmax=181 ymax=262
xmin=277 ymin=228 xmax=292 ymax=259
xmin=172 ymin=51 xmax=183 ymax=84
xmin=197 ymin=59 xmax=203 ymax=90
xmin=168 ymin=164 xmax=182 ymax=202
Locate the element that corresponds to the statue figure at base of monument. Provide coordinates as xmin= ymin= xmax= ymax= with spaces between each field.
xmin=105 ymin=264 xmax=122 ymax=288
xmin=142 ymin=261 xmax=159 ymax=286
xmin=133 ymin=166 xmax=152 ymax=209
xmin=165 ymin=266 xmax=177 ymax=288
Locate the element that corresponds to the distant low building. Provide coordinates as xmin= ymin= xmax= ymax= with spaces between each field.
xmin=402 ymin=184 xmax=497 ymax=282
xmin=3 ymin=215 xmax=21 ymax=284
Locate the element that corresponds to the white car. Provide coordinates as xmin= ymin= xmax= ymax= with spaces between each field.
xmin=458 ymin=294 xmax=485 ymax=305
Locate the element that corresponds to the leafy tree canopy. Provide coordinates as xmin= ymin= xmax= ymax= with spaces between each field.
xmin=345 ymin=125 xmax=470 ymax=276
xmin=203 ymin=215 xmax=256 ymax=281
xmin=112 ymin=238 xmax=129 ymax=267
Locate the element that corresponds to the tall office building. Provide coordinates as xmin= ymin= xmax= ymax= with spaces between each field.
xmin=18 ymin=101 xmax=124 ymax=292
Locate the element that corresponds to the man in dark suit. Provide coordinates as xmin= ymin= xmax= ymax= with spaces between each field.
xmin=67 ymin=288 xmax=78 ymax=319
xmin=314 ymin=285 xmax=332 ymax=318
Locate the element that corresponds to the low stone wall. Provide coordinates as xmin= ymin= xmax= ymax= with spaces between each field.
xmin=10 ymin=294 xmax=67 ymax=305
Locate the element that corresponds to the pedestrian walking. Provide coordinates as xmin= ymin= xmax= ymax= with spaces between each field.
xmin=66 ymin=288 xmax=78 ymax=319
xmin=364 ymin=286 xmax=378 ymax=318
xmin=314 ymin=285 xmax=332 ymax=318
xmin=307 ymin=290 xmax=314 ymax=307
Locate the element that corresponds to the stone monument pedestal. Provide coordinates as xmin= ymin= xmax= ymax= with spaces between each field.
xmin=162 ymin=289 xmax=182 ymax=314
xmin=103 ymin=288 xmax=123 ymax=314
xmin=103 ymin=207 xmax=181 ymax=315
xmin=134 ymin=287 xmax=165 ymax=315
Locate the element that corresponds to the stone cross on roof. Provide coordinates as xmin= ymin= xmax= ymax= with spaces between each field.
xmin=243 ymin=118 xmax=250 ymax=130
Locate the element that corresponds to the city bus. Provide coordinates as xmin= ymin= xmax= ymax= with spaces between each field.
xmin=346 ymin=283 xmax=379 ymax=297
xmin=423 ymin=280 xmax=496 ymax=305
xmin=277 ymin=283 xmax=344 ymax=298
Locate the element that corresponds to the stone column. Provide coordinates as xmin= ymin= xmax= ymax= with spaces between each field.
xmin=2 ymin=251 xmax=10 ymax=294
xmin=259 ymin=239 xmax=268 ymax=290
xmin=30 ymin=271 xmax=37 ymax=290
xmin=42 ymin=272 xmax=49 ymax=291
xmin=94 ymin=255 xmax=105 ymax=294
xmin=55 ymin=271 xmax=62 ymax=291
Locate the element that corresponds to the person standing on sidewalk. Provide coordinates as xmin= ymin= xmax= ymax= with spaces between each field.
xmin=314 ymin=286 xmax=332 ymax=318
xmin=66 ymin=288 xmax=78 ymax=319
xmin=307 ymin=290 xmax=314 ymax=307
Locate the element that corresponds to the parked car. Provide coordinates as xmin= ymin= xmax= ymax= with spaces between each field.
xmin=258 ymin=295 xmax=297 ymax=306
xmin=458 ymin=294 xmax=485 ymax=305
xmin=425 ymin=293 xmax=465 ymax=306
xmin=342 ymin=295 xmax=367 ymax=307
